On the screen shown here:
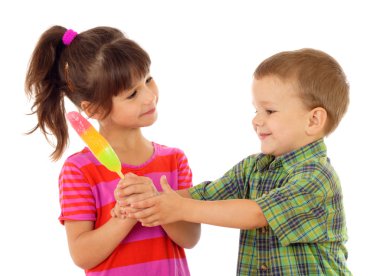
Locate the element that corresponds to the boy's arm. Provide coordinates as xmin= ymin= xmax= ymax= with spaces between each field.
xmin=129 ymin=178 xmax=268 ymax=229
xmin=159 ymin=177 xmax=201 ymax=248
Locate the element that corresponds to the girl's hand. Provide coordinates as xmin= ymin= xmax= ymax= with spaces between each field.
xmin=112 ymin=173 xmax=159 ymax=218
xmin=128 ymin=175 xmax=184 ymax=226
xmin=110 ymin=201 xmax=127 ymax=219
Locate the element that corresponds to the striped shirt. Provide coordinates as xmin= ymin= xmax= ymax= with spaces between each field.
xmin=59 ymin=142 xmax=192 ymax=276
xmin=190 ymin=139 xmax=351 ymax=275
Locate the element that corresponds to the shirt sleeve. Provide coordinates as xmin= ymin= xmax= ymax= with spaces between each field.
xmin=176 ymin=150 xmax=193 ymax=190
xmin=189 ymin=156 xmax=252 ymax=201
xmin=58 ymin=161 xmax=96 ymax=224
xmin=255 ymin=163 xmax=337 ymax=246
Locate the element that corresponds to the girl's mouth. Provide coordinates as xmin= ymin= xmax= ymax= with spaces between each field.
xmin=141 ymin=108 xmax=156 ymax=116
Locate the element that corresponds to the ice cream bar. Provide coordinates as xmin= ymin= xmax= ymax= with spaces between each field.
xmin=66 ymin=111 xmax=124 ymax=178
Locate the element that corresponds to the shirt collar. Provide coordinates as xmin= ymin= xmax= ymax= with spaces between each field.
xmin=255 ymin=139 xmax=327 ymax=172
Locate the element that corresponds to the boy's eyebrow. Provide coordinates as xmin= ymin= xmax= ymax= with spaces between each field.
xmin=255 ymin=100 xmax=275 ymax=106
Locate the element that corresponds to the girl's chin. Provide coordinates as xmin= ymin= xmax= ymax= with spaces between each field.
xmin=141 ymin=117 xmax=158 ymax=127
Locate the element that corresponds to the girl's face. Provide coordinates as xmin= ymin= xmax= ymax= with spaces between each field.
xmin=251 ymin=75 xmax=313 ymax=157
xmin=104 ymin=74 xmax=159 ymax=129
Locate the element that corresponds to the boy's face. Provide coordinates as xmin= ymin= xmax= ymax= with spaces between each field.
xmin=251 ymin=75 xmax=313 ymax=157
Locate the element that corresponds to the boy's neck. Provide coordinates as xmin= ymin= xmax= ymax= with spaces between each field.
xmin=273 ymin=137 xmax=324 ymax=159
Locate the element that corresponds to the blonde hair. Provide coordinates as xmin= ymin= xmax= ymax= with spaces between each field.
xmin=254 ymin=48 xmax=349 ymax=135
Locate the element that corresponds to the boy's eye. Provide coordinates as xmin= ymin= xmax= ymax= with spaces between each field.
xmin=146 ymin=76 xmax=153 ymax=84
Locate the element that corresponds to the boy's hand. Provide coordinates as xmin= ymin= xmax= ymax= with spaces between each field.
xmin=112 ymin=173 xmax=159 ymax=219
xmin=128 ymin=175 xmax=184 ymax=227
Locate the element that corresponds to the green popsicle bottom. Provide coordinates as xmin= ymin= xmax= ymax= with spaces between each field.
xmin=96 ymin=147 xmax=123 ymax=178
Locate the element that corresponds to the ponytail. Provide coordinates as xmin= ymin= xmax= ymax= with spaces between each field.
xmin=25 ymin=26 xmax=69 ymax=161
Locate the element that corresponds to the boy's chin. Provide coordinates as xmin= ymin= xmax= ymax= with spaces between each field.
xmin=261 ymin=146 xmax=282 ymax=157
xmin=260 ymin=146 xmax=273 ymax=155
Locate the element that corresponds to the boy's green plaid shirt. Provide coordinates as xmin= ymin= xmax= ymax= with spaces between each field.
xmin=190 ymin=139 xmax=351 ymax=275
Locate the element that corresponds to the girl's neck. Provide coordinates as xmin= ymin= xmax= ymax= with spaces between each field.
xmin=99 ymin=127 xmax=154 ymax=166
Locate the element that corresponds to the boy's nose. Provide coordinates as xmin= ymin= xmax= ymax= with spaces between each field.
xmin=252 ymin=114 xmax=264 ymax=127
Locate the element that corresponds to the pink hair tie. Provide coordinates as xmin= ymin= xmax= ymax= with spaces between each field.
xmin=62 ymin=29 xmax=78 ymax=46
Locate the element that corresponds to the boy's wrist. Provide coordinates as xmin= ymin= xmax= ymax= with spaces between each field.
xmin=179 ymin=197 xmax=192 ymax=221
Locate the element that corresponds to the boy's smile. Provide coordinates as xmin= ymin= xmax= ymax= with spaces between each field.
xmin=251 ymin=75 xmax=315 ymax=157
xmin=257 ymin=133 xmax=271 ymax=140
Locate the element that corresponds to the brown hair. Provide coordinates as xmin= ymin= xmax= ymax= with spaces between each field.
xmin=254 ymin=48 xmax=349 ymax=135
xmin=25 ymin=26 xmax=151 ymax=160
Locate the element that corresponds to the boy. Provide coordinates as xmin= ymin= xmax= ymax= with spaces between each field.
xmin=115 ymin=48 xmax=351 ymax=275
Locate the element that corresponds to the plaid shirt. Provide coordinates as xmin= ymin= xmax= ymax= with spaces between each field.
xmin=189 ymin=139 xmax=351 ymax=275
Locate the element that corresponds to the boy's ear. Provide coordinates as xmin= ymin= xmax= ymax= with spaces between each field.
xmin=80 ymin=101 xmax=103 ymax=120
xmin=306 ymin=107 xmax=328 ymax=136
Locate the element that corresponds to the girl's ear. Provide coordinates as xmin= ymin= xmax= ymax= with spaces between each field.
xmin=306 ymin=107 xmax=328 ymax=136
xmin=80 ymin=101 xmax=103 ymax=120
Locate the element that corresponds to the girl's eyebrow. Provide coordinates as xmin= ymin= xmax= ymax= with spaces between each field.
xmin=128 ymin=74 xmax=151 ymax=92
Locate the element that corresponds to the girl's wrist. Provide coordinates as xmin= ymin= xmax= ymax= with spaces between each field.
xmin=111 ymin=203 xmax=127 ymax=219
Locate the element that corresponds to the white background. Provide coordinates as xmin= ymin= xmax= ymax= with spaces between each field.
xmin=1 ymin=0 xmax=379 ymax=275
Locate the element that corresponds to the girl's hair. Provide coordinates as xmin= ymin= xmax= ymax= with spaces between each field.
xmin=254 ymin=48 xmax=349 ymax=135
xmin=25 ymin=26 xmax=151 ymax=160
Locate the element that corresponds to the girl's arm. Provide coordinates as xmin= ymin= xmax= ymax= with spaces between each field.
xmin=64 ymin=217 xmax=137 ymax=270
xmin=161 ymin=221 xmax=200 ymax=249
xmin=114 ymin=174 xmax=200 ymax=248
xmin=129 ymin=180 xmax=268 ymax=229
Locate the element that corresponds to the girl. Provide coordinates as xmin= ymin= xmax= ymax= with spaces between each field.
xmin=25 ymin=25 xmax=200 ymax=275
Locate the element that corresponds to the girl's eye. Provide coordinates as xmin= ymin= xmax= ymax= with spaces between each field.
xmin=266 ymin=110 xmax=275 ymax=114
xmin=126 ymin=76 xmax=152 ymax=99
xmin=127 ymin=90 xmax=138 ymax=99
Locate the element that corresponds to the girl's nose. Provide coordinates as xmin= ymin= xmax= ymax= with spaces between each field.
xmin=142 ymin=88 xmax=157 ymax=104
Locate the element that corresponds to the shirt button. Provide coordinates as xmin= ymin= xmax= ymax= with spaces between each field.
xmin=260 ymin=264 xmax=268 ymax=271
xmin=260 ymin=226 xmax=268 ymax=233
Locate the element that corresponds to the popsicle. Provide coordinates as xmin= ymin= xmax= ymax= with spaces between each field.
xmin=66 ymin=111 xmax=124 ymax=178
